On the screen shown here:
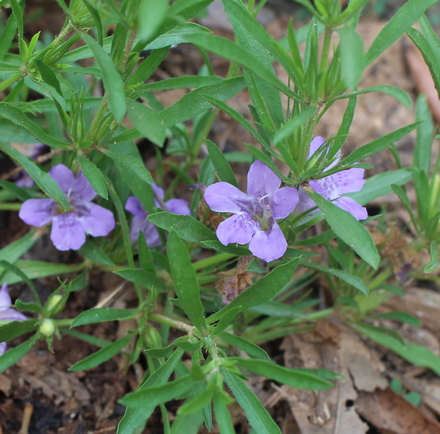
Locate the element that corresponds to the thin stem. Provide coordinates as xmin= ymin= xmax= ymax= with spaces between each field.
xmin=0 ymin=72 xmax=24 ymax=93
xmin=149 ymin=313 xmax=195 ymax=333
xmin=0 ymin=203 xmax=21 ymax=211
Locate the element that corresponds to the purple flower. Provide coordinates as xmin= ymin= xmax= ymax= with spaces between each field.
xmin=295 ymin=137 xmax=368 ymax=220
xmin=0 ymin=283 xmax=28 ymax=356
xmin=125 ymin=184 xmax=191 ymax=247
xmin=204 ymin=161 xmax=299 ymax=262
xmin=19 ymin=164 xmax=115 ymax=251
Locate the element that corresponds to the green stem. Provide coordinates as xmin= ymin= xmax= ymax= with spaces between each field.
xmin=56 ymin=318 xmax=74 ymax=327
xmin=0 ymin=203 xmax=21 ymax=211
xmin=0 ymin=72 xmax=24 ymax=92
xmin=149 ymin=313 xmax=195 ymax=333
xmin=192 ymin=253 xmax=235 ymax=271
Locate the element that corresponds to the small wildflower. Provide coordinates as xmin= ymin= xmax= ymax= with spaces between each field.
xmin=19 ymin=164 xmax=115 ymax=251
xmin=295 ymin=137 xmax=368 ymax=220
xmin=125 ymin=184 xmax=191 ymax=247
xmin=0 ymin=283 xmax=28 ymax=356
xmin=204 ymin=161 xmax=298 ymax=262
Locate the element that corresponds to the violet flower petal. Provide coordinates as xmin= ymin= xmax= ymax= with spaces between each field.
xmin=125 ymin=196 xmax=146 ymax=218
xmin=272 ymin=187 xmax=299 ymax=219
xmin=0 ymin=283 xmax=11 ymax=310
xmin=247 ymin=161 xmax=281 ymax=197
xmin=51 ymin=213 xmax=86 ymax=251
xmin=166 ymin=199 xmax=191 ymax=216
xmin=205 ymin=182 xmax=252 ymax=213
xmin=19 ymin=198 xmax=57 ymax=227
xmin=78 ymin=203 xmax=115 ymax=237
xmin=48 ymin=164 xmax=75 ymax=194
xmin=216 ymin=213 xmax=257 ymax=245
xmin=152 ymin=184 xmax=165 ymax=200
xmin=0 ymin=342 xmax=6 ymax=356
xmin=249 ymin=223 xmax=287 ymax=262
xmin=72 ymin=171 xmax=96 ymax=201
xmin=308 ymin=136 xmax=325 ymax=157
xmin=333 ymin=197 xmax=368 ymax=221
xmin=0 ymin=309 xmax=28 ymax=321
xmin=320 ymin=168 xmax=365 ymax=198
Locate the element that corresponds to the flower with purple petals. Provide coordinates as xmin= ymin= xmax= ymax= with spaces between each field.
xmin=0 ymin=283 xmax=28 ymax=356
xmin=204 ymin=161 xmax=299 ymax=262
xmin=19 ymin=164 xmax=115 ymax=251
xmin=125 ymin=184 xmax=191 ymax=247
xmin=295 ymin=137 xmax=368 ymax=220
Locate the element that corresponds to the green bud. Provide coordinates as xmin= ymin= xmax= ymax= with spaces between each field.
xmin=45 ymin=294 xmax=64 ymax=317
xmin=39 ymin=319 xmax=56 ymax=337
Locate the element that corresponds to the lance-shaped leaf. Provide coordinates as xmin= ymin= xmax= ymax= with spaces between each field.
xmin=71 ymin=308 xmax=139 ymax=328
xmin=0 ymin=334 xmax=38 ymax=373
xmin=168 ymin=231 xmax=207 ymax=333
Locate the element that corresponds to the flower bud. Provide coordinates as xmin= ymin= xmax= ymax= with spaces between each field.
xmin=45 ymin=294 xmax=64 ymax=317
xmin=39 ymin=319 xmax=56 ymax=337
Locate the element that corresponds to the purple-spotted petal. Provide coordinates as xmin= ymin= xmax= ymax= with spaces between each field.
xmin=272 ymin=187 xmax=299 ymax=220
xmin=333 ymin=197 xmax=368 ymax=220
xmin=216 ymin=213 xmax=257 ymax=246
xmin=249 ymin=223 xmax=287 ymax=262
xmin=321 ymin=168 xmax=365 ymax=199
xmin=247 ymin=161 xmax=281 ymax=198
xmin=78 ymin=203 xmax=115 ymax=237
xmin=125 ymin=196 xmax=146 ymax=218
xmin=19 ymin=198 xmax=56 ymax=227
xmin=0 ymin=342 xmax=6 ymax=356
xmin=166 ymin=199 xmax=191 ymax=216
xmin=205 ymin=182 xmax=252 ymax=213
xmin=0 ymin=309 xmax=27 ymax=322
xmin=0 ymin=283 xmax=11 ymax=310
xmin=48 ymin=164 xmax=75 ymax=194
xmin=51 ymin=213 xmax=86 ymax=251
xmin=72 ymin=171 xmax=96 ymax=201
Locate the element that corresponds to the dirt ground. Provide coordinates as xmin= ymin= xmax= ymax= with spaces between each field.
xmin=1 ymin=1 xmax=440 ymax=433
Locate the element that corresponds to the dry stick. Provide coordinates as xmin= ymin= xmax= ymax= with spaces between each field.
xmin=18 ymin=403 xmax=33 ymax=434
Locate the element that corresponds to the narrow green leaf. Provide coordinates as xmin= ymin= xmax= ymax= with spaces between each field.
xmin=77 ymin=154 xmax=108 ymax=199
xmin=142 ymin=76 xmax=223 ymax=92
xmin=168 ymin=231 xmax=206 ymax=333
xmin=305 ymin=188 xmax=379 ymax=268
xmin=0 ymin=230 xmax=38 ymax=267
xmin=126 ymin=100 xmax=166 ymax=147
xmin=0 ymin=320 xmax=38 ymax=342
xmin=231 ymin=358 xmax=333 ymax=390
xmin=120 ymin=374 xmax=197 ymax=408
xmin=222 ymin=368 xmax=281 ymax=434
xmin=219 ymin=333 xmax=269 ymax=360
xmin=425 ymin=241 xmax=439 ymax=274
xmin=0 ymin=334 xmax=38 ymax=373
xmin=137 ymin=0 xmax=168 ymax=43
xmin=138 ymin=232 xmax=156 ymax=274
xmin=114 ymin=268 xmax=166 ymax=292
xmin=71 ymin=308 xmax=138 ymax=328
xmin=213 ymin=393 xmax=235 ymax=434
xmin=354 ymin=323 xmax=440 ymax=376
xmin=414 ymin=94 xmax=434 ymax=175
xmin=365 ymin=0 xmax=439 ymax=65
xmin=148 ymin=212 xmax=216 ymax=243
xmin=104 ymin=149 xmax=152 ymax=185
xmin=81 ymin=33 xmax=126 ymax=121
xmin=368 ymin=311 xmax=422 ymax=327
xmin=206 ymin=139 xmax=238 ymax=187
xmin=69 ymin=333 xmax=135 ymax=371
xmin=273 ymin=106 xmax=317 ymax=145
xmin=207 ymin=258 xmax=300 ymax=323
xmin=338 ymin=28 xmax=364 ymax=90
xmin=78 ymin=240 xmax=115 ymax=265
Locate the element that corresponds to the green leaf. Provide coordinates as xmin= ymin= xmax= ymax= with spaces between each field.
xmin=69 ymin=332 xmax=136 ymax=371
xmin=81 ymin=33 xmax=126 ymax=122
xmin=347 ymin=168 xmax=412 ymax=206
xmin=365 ymin=0 xmax=439 ymax=65
xmin=219 ymin=333 xmax=269 ymax=360
xmin=146 ymin=337 xmax=203 ymax=358
xmin=368 ymin=311 xmax=422 ymax=327
xmin=213 ymin=392 xmax=235 ymax=434
xmin=0 ymin=180 xmax=32 ymax=201
xmin=126 ymin=100 xmax=166 ymax=147
xmin=104 ymin=149 xmax=152 ymax=185
xmin=78 ymin=240 xmax=115 ymax=265
xmin=0 ymin=230 xmax=38 ymax=269
xmin=354 ymin=323 xmax=440 ymax=376
xmin=337 ymin=123 xmax=417 ymax=167
xmin=425 ymin=241 xmax=439 ymax=274
xmin=0 ymin=260 xmax=40 ymax=304
xmin=222 ymin=368 xmax=281 ymax=434
xmin=0 ymin=141 xmax=69 ymax=209
xmin=117 ymin=348 xmax=185 ymax=433
xmin=273 ymin=106 xmax=317 ymax=145
xmin=148 ymin=212 xmax=216 ymax=243
xmin=144 ymin=22 xmax=212 ymax=50
xmin=71 ymin=308 xmax=138 ymax=328
xmin=338 ymin=28 xmax=364 ymax=90
xmin=142 ymin=75 xmax=223 ymax=92
xmin=168 ymin=231 xmax=207 ymax=333
xmin=0 ymin=320 xmax=38 ymax=342
xmin=77 ymin=154 xmax=108 ymax=199
xmin=300 ymin=258 xmax=369 ymax=295
xmin=206 ymin=139 xmax=238 ymax=187
xmin=304 ymin=188 xmax=379 ymax=269
xmin=231 ymin=358 xmax=334 ymax=390
xmin=114 ymin=268 xmax=166 ymax=292
xmin=414 ymin=94 xmax=434 ymax=175
xmin=207 ymin=258 xmax=300 ymax=323
xmin=160 ymin=77 xmax=246 ymax=128
xmin=0 ymin=334 xmax=38 ymax=373
xmin=120 ymin=374 xmax=198 ymax=408
xmin=137 ymin=0 xmax=168 ymax=43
